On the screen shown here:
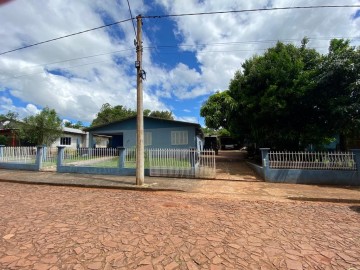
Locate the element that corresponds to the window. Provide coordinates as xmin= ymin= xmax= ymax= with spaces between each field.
xmin=144 ymin=132 xmax=152 ymax=146
xmin=60 ymin=137 xmax=71 ymax=145
xmin=171 ymin=131 xmax=188 ymax=145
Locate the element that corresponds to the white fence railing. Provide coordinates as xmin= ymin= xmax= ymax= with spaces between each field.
xmin=1 ymin=146 xmax=217 ymax=178
xmin=148 ymin=148 xmax=216 ymax=178
xmin=196 ymin=150 xmax=216 ymax=178
xmin=124 ymin=148 xmax=137 ymax=168
xmin=42 ymin=147 xmax=58 ymax=167
xmin=268 ymin=151 xmax=356 ymax=170
xmin=0 ymin=146 xmax=36 ymax=164
xmin=62 ymin=148 xmax=119 ymax=167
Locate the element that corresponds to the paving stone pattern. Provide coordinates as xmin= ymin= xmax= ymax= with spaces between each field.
xmin=0 ymin=182 xmax=359 ymax=270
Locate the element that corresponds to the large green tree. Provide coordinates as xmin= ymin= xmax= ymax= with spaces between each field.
xmin=200 ymin=91 xmax=235 ymax=129
xmin=146 ymin=110 xmax=174 ymax=120
xmin=64 ymin=120 xmax=85 ymax=129
xmin=91 ymin=103 xmax=174 ymax=126
xmin=313 ymin=39 xmax=360 ymax=150
xmin=201 ymin=39 xmax=359 ymax=150
xmin=91 ymin=103 xmax=136 ymax=126
xmin=21 ymin=107 xmax=63 ymax=146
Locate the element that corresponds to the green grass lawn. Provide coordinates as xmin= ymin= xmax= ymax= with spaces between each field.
xmin=92 ymin=157 xmax=191 ymax=169
xmin=41 ymin=156 xmax=192 ymax=169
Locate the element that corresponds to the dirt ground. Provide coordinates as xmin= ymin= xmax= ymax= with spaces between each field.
xmin=215 ymin=150 xmax=262 ymax=182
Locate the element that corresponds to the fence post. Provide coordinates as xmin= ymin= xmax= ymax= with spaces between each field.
xmin=190 ymin=148 xmax=196 ymax=168
xmin=351 ymin=149 xmax=360 ymax=172
xmin=35 ymin=146 xmax=44 ymax=170
xmin=0 ymin=145 xmax=4 ymax=160
xmin=118 ymin=147 xmax=125 ymax=168
xmin=42 ymin=144 xmax=47 ymax=161
xmin=260 ymin=148 xmax=270 ymax=181
xmin=57 ymin=146 xmax=65 ymax=169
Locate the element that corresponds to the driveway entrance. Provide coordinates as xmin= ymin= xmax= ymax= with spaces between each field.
xmin=215 ymin=150 xmax=262 ymax=181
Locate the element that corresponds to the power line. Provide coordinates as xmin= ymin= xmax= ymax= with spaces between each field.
xmin=126 ymin=0 xmax=137 ymax=37
xmin=1 ymin=5 xmax=359 ymax=57
xmin=1 ymin=35 xmax=357 ymax=79
xmin=0 ymin=18 xmax=133 ymax=56
xmin=10 ymin=48 xmax=135 ymax=71
xmin=6 ymin=58 xmax=114 ymax=80
xmin=144 ymin=5 xmax=360 ymax=19
xmin=4 ymin=44 xmax=332 ymax=80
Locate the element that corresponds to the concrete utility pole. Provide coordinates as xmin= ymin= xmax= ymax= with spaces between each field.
xmin=135 ymin=15 xmax=144 ymax=185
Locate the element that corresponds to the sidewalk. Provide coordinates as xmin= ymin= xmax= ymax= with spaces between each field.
xmin=0 ymin=169 xmax=359 ymax=203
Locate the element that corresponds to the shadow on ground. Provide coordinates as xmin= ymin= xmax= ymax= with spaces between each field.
xmin=349 ymin=205 xmax=360 ymax=214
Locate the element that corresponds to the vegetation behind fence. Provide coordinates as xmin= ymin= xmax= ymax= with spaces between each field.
xmin=62 ymin=148 xmax=119 ymax=167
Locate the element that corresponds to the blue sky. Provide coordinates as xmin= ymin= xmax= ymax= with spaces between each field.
xmin=0 ymin=0 xmax=359 ymax=127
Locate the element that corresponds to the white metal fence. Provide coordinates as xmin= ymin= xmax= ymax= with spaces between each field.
xmin=124 ymin=148 xmax=137 ymax=168
xmin=42 ymin=147 xmax=58 ymax=168
xmin=148 ymin=148 xmax=216 ymax=179
xmin=0 ymin=147 xmax=36 ymax=164
xmin=268 ymin=151 xmax=356 ymax=170
xmin=1 ymin=146 xmax=217 ymax=178
xmin=196 ymin=150 xmax=216 ymax=178
xmin=61 ymin=148 xmax=119 ymax=167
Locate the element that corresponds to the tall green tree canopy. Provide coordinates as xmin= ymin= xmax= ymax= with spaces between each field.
xmin=91 ymin=103 xmax=136 ymax=127
xmin=91 ymin=103 xmax=174 ymax=126
xmin=145 ymin=110 xmax=174 ymax=120
xmin=313 ymin=39 xmax=360 ymax=149
xmin=0 ymin=111 xmax=20 ymax=129
xmin=21 ymin=107 xmax=63 ymax=146
xmin=201 ymin=39 xmax=359 ymax=150
xmin=64 ymin=120 xmax=85 ymax=129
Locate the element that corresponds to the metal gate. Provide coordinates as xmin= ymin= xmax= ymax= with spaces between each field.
xmin=148 ymin=148 xmax=216 ymax=179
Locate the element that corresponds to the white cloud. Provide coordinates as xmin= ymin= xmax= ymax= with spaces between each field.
xmin=0 ymin=0 xmax=359 ymax=124
xmin=175 ymin=116 xmax=198 ymax=124
xmin=0 ymin=0 xmax=169 ymax=122
xmin=155 ymin=0 xmax=360 ymax=94
xmin=0 ymin=96 xmax=41 ymax=119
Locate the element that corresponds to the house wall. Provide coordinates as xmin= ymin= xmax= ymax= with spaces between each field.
xmin=51 ymin=133 xmax=86 ymax=148
xmin=92 ymin=136 xmax=109 ymax=148
xmin=122 ymin=127 xmax=196 ymax=149
xmin=88 ymin=118 xmax=199 ymax=149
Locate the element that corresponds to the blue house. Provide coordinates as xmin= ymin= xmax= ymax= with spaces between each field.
xmin=85 ymin=116 xmax=204 ymax=150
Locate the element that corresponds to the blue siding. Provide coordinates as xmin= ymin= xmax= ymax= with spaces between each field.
xmin=123 ymin=127 xmax=196 ymax=148
xmin=89 ymin=117 xmax=200 ymax=149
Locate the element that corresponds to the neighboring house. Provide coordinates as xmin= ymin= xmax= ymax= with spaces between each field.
xmin=51 ymin=127 xmax=87 ymax=148
xmin=50 ymin=127 xmax=109 ymax=148
xmin=84 ymin=116 xmax=204 ymax=150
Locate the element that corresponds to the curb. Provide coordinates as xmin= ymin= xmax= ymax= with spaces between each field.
xmin=287 ymin=196 xmax=360 ymax=204
xmin=0 ymin=178 xmax=185 ymax=193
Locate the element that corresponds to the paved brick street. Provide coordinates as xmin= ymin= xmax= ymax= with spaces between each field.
xmin=0 ymin=182 xmax=359 ymax=270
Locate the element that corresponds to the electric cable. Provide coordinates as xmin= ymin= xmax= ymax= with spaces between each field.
xmin=143 ymin=5 xmax=360 ymax=19
xmin=1 ymin=5 xmax=359 ymax=56
xmin=0 ymin=18 xmax=133 ymax=56
xmin=126 ymin=0 xmax=137 ymax=37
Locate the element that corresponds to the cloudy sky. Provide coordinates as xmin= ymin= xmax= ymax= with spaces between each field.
xmin=0 ymin=0 xmax=359 ymax=126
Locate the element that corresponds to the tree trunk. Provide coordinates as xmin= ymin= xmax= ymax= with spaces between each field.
xmin=339 ymin=133 xmax=347 ymax=151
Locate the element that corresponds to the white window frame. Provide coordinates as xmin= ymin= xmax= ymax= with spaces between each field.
xmin=144 ymin=132 xmax=152 ymax=146
xmin=171 ymin=131 xmax=188 ymax=145
xmin=60 ymin=137 xmax=71 ymax=146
